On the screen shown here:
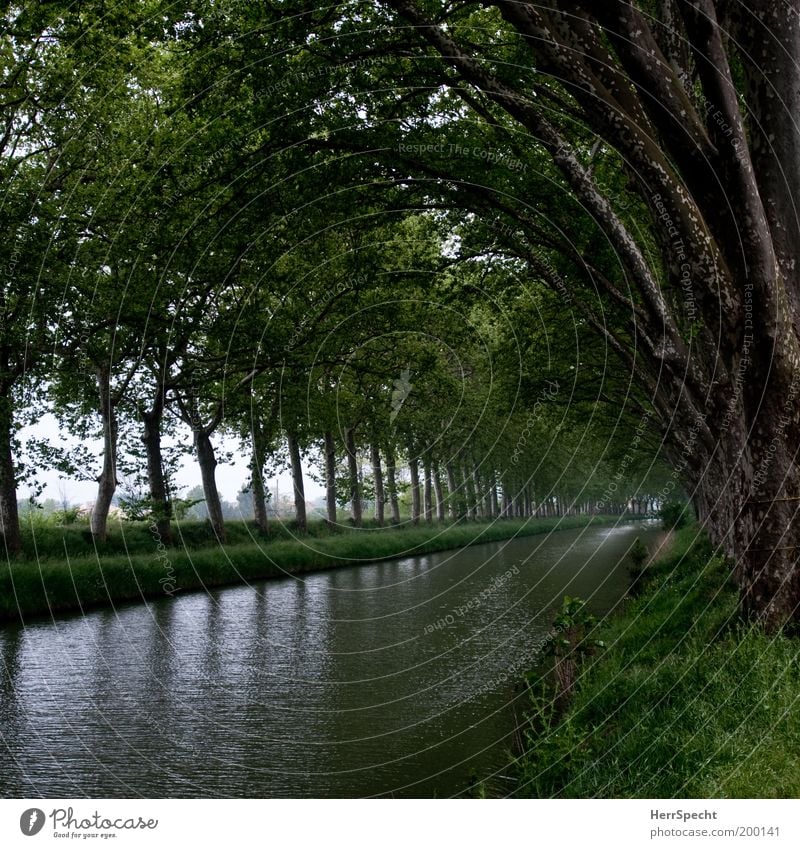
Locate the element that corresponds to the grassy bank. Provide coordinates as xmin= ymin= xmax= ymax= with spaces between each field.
xmin=1 ymin=514 xmax=619 ymax=623
xmin=510 ymin=525 xmax=800 ymax=798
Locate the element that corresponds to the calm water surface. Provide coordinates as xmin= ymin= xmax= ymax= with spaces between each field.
xmin=0 ymin=521 xmax=660 ymax=797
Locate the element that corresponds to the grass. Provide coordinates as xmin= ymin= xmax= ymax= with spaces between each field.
xmin=1 ymin=514 xmax=620 ymax=622
xmin=509 ymin=524 xmax=800 ymax=798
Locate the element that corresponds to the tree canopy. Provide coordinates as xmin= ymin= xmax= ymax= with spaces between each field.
xmin=2 ymin=1 xmax=796 ymax=629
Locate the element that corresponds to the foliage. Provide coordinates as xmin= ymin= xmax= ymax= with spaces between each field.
xmin=660 ymin=500 xmax=692 ymax=530
xmin=627 ymin=537 xmax=650 ymax=580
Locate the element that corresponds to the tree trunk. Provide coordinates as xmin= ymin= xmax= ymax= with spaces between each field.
xmin=692 ymin=399 xmax=800 ymax=631
xmin=287 ymin=431 xmax=307 ymax=531
xmin=371 ymin=441 xmax=385 ymax=525
xmin=502 ymin=475 xmax=513 ymax=519
xmin=408 ymin=453 xmax=421 ymax=524
xmin=386 ymin=445 xmax=401 ymax=523
xmin=0 ymin=394 xmax=21 ymax=555
xmin=445 ymin=462 xmax=460 ymax=520
xmin=195 ymin=427 xmax=226 ymax=543
xmin=344 ymin=427 xmax=362 ymax=526
xmin=142 ymin=393 xmax=172 ymax=546
xmin=481 ymin=472 xmax=493 ymax=518
xmin=422 ymin=458 xmax=433 ymax=522
xmin=324 ymin=430 xmax=338 ymax=525
xmin=471 ymin=466 xmax=484 ymax=520
xmin=433 ymin=461 xmax=446 ymax=522
xmin=250 ymin=445 xmax=269 ymax=535
xmin=490 ymin=472 xmax=500 ymax=519
xmin=464 ymin=463 xmax=477 ymax=520
xmin=91 ymin=367 xmax=118 ymax=543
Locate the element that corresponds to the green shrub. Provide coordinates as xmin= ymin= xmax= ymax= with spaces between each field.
xmin=659 ymin=499 xmax=691 ymax=530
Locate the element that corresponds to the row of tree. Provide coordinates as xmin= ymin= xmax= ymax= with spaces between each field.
xmin=0 ymin=3 xmax=669 ymax=560
xmin=10 ymin=3 xmax=787 ymax=624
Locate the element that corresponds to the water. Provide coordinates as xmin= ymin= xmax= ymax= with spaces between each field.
xmin=0 ymin=521 xmax=660 ymax=797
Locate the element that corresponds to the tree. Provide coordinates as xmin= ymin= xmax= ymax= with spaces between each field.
xmin=276 ymin=1 xmax=800 ymax=629
xmin=0 ymin=3 xmax=89 ymax=553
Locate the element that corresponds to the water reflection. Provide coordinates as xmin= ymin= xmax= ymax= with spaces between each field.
xmin=0 ymin=521 xmax=659 ymax=797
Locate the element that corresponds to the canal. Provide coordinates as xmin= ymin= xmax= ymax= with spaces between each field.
xmin=0 ymin=521 xmax=661 ymax=797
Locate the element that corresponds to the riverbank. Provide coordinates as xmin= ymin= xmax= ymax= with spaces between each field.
xmin=1 ymin=514 xmax=623 ymax=623
xmin=508 ymin=524 xmax=800 ymax=798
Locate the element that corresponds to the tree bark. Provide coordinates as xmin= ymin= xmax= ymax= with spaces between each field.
xmin=0 ymin=393 xmax=21 ymax=555
xmin=286 ymin=431 xmax=307 ymax=531
xmin=371 ymin=441 xmax=385 ymax=525
xmin=91 ymin=366 xmax=118 ymax=543
xmin=324 ymin=430 xmax=338 ymax=525
xmin=195 ymin=427 xmax=226 ymax=543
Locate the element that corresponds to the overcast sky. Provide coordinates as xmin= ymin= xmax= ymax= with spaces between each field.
xmin=20 ymin=414 xmax=325 ymax=507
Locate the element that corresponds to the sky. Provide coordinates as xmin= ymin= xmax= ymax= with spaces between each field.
xmin=20 ymin=414 xmax=325 ymax=508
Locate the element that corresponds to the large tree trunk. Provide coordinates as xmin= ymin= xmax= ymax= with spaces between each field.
xmin=0 ymin=393 xmax=21 ymax=555
xmin=91 ymin=367 xmax=118 ymax=543
xmin=386 ymin=445 xmax=401 ymax=523
xmin=371 ymin=441 xmax=385 ymax=525
xmin=324 ymin=430 xmax=338 ymax=525
xmin=691 ymin=396 xmax=800 ymax=630
xmin=195 ymin=427 xmax=226 ymax=543
xmin=344 ymin=427 xmax=362 ymax=526
xmin=142 ymin=391 xmax=172 ymax=546
xmin=286 ymin=431 xmax=307 ymax=531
